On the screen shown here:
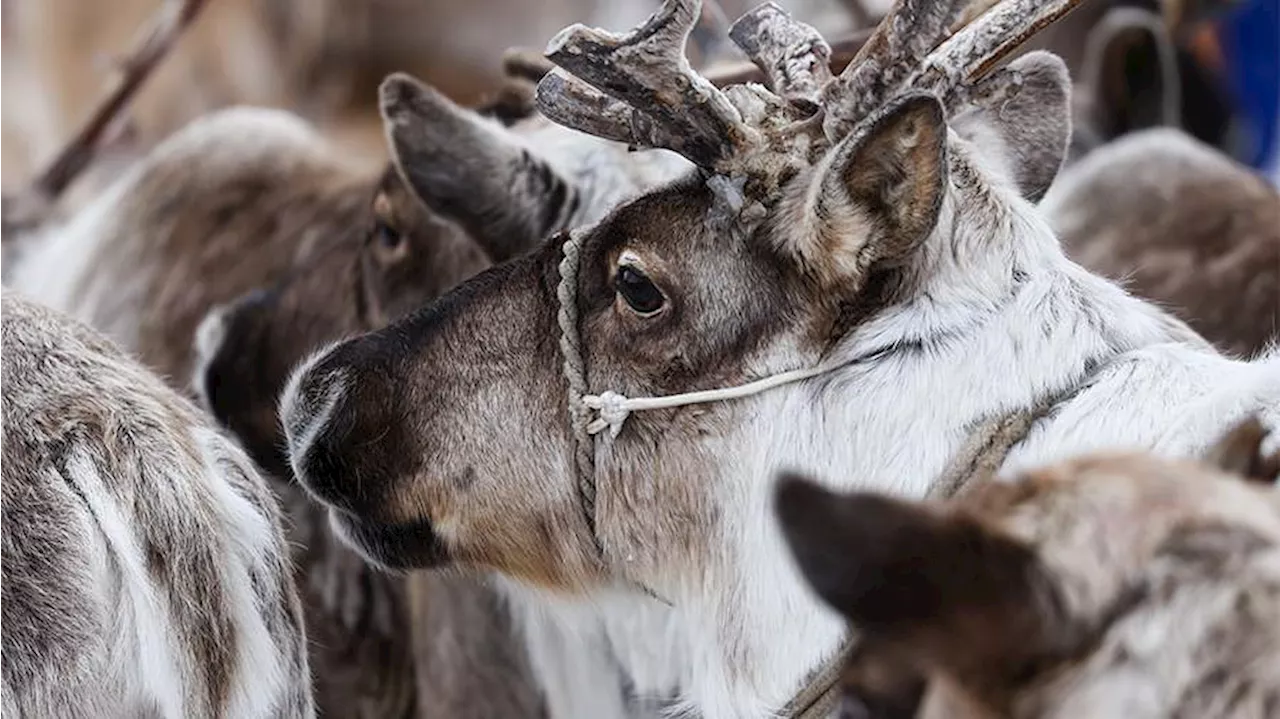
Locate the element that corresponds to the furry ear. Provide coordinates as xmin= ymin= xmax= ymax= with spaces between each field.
xmin=1203 ymin=416 xmax=1280 ymax=483
xmin=774 ymin=473 xmax=1060 ymax=678
xmin=1080 ymin=7 xmax=1181 ymax=142
xmin=379 ymin=73 xmax=576 ymax=263
xmin=950 ymin=51 xmax=1072 ymax=202
xmin=783 ymin=92 xmax=947 ymax=290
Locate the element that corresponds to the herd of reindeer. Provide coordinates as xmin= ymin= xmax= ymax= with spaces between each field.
xmin=2 ymin=0 xmax=1279 ymax=717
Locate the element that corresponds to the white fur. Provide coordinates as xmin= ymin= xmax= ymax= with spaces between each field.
xmin=498 ymin=130 xmax=1280 ymax=717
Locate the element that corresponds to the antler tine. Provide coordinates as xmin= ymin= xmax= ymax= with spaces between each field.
xmin=538 ymin=0 xmax=750 ymax=168
xmin=728 ymin=3 xmax=832 ymax=110
xmin=537 ymin=68 xmax=719 ymax=160
xmin=822 ymin=0 xmax=972 ymax=139
xmin=912 ymin=0 xmax=1085 ymax=105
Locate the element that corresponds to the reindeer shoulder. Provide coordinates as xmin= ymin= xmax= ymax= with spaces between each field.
xmin=1 ymin=291 xmax=313 ymax=718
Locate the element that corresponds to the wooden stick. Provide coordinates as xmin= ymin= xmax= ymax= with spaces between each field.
xmin=6 ymin=0 xmax=210 ymax=229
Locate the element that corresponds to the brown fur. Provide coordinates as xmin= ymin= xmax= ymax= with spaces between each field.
xmin=10 ymin=102 xmax=536 ymax=717
xmin=778 ymin=419 xmax=1280 ymax=718
xmin=277 ymin=81 xmax=1071 ymax=590
xmin=1045 ymin=128 xmax=1280 ymax=358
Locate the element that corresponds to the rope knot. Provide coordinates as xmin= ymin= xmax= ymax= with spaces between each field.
xmin=584 ymin=391 xmax=632 ymax=438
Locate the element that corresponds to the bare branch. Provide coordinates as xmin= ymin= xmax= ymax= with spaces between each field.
xmin=541 ymin=0 xmax=749 ymax=168
xmin=23 ymin=0 xmax=208 ymax=205
xmin=728 ymin=3 xmax=832 ymax=110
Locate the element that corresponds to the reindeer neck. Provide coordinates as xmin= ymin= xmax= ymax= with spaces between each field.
xmin=664 ymin=197 xmax=1221 ymax=716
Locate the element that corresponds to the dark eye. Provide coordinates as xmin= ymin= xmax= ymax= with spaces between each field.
xmin=374 ymin=219 xmax=402 ymax=250
xmin=615 ymin=264 xmax=664 ymax=315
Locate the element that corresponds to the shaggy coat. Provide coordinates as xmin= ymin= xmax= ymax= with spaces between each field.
xmin=778 ymin=419 xmax=1280 ymax=718
xmin=6 ymin=105 xmax=488 ymax=718
xmin=10 ymin=69 xmax=688 ymax=716
xmin=1 ymin=292 xmax=312 ymax=718
xmin=191 ymin=75 xmax=690 ymax=719
xmin=1044 ymin=128 xmax=1280 ymax=358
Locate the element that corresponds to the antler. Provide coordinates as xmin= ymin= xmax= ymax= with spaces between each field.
xmin=539 ymin=0 xmax=1084 ymax=177
xmin=729 ymin=2 xmax=833 ymax=109
xmin=536 ymin=0 xmax=752 ymax=168
xmin=2 ymin=0 xmax=210 ymax=234
xmin=822 ymin=0 xmax=972 ymax=140
xmin=512 ymin=30 xmax=871 ymax=94
xmin=912 ymin=0 xmax=1086 ymax=97
xmin=823 ymin=0 xmax=1085 ymax=140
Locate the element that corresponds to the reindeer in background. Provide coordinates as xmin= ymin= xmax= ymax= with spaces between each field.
xmin=0 ymin=0 xmax=868 ymax=209
xmin=4 ymin=2 xmax=882 ymax=714
xmin=778 ymin=417 xmax=1280 ymax=718
xmin=1044 ymin=127 xmax=1280 ymax=359
xmin=1 ymin=292 xmax=313 ymax=718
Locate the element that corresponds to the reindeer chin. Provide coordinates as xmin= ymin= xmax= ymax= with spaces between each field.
xmin=329 ymin=510 xmax=450 ymax=572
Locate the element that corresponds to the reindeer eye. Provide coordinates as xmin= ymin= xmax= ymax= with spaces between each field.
xmin=374 ymin=219 xmax=402 ymax=250
xmin=615 ymin=264 xmax=664 ymax=315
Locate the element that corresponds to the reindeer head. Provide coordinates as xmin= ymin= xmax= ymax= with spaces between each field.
xmin=280 ymin=0 xmax=1079 ymax=591
xmin=777 ymin=417 xmax=1280 ymax=719
xmin=195 ymin=73 xmax=585 ymax=477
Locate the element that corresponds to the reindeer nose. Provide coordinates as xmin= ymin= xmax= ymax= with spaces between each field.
xmin=282 ymin=334 xmax=420 ymax=517
xmin=281 ymin=347 xmax=361 ymax=511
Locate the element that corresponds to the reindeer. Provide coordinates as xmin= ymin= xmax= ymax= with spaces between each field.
xmin=7 ymin=14 xmax=699 ymax=712
xmin=3 ymin=97 xmax=548 ymax=717
xmin=776 ymin=417 xmax=1280 ymax=718
xmin=186 ymin=73 xmax=690 ymax=719
xmin=0 ymin=292 xmax=313 ymax=718
xmin=2 ymin=0 xmax=864 ymax=209
xmin=960 ymin=0 xmax=1240 ymax=159
xmin=278 ymin=0 xmax=1280 ymax=716
xmin=1044 ymin=127 xmax=1280 ymax=358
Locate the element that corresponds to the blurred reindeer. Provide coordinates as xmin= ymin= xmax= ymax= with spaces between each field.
xmin=778 ymin=417 xmax=1280 ymax=718
xmin=2 ymin=292 xmax=314 ymax=718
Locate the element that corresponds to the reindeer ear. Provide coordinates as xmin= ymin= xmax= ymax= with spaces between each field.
xmin=379 ymin=73 xmax=575 ymax=263
xmin=775 ymin=473 xmax=1057 ymax=677
xmin=786 ymin=92 xmax=947 ymax=289
xmin=1203 ymin=416 xmax=1280 ymax=483
xmin=951 ymin=51 xmax=1071 ymax=202
xmin=1081 ymin=8 xmax=1181 ymax=140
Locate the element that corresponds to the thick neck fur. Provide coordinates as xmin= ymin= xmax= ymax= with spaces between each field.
xmin=542 ymin=134 xmax=1280 ymax=717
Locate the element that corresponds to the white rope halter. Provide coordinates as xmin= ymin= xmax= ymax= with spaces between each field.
xmin=555 ymin=228 xmax=1098 ymax=717
xmin=555 ymin=230 xmax=863 ymax=553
